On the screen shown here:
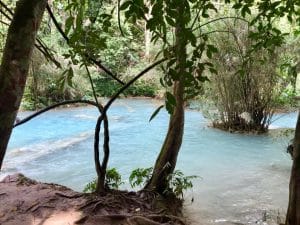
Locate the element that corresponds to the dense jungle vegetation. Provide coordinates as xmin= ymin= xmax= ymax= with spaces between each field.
xmin=0 ymin=1 xmax=299 ymax=113
xmin=0 ymin=0 xmax=299 ymax=224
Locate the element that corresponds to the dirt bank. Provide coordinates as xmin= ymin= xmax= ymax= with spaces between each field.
xmin=0 ymin=174 xmax=187 ymax=225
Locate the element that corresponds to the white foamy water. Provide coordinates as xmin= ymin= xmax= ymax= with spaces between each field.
xmin=1 ymin=99 xmax=297 ymax=225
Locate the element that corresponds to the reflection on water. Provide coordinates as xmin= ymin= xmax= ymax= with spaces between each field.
xmin=1 ymin=99 xmax=297 ymax=225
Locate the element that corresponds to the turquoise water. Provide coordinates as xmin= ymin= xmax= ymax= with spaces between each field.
xmin=0 ymin=99 xmax=298 ymax=224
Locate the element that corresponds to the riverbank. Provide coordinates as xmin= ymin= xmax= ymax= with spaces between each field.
xmin=0 ymin=174 xmax=186 ymax=225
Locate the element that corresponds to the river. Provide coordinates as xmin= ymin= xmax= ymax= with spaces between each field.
xmin=0 ymin=99 xmax=298 ymax=225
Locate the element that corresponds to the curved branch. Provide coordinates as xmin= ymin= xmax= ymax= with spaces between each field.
xmin=190 ymin=7 xmax=202 ymax=30
xmin=0 ymin=0 xmax=13 ymax=16
xmin=0 ymin=20 xmax=9 ymax=26
xmin=0 ymin=5 xmax=61 ymax=67
xmin=117 ymin=0 xmax=125 ymax=37
xmin=192 ymin=16 xmax=249 ymax=32
xmin=93 ymin=58 xmax=167 ymax=184
xmin=102 ymin=115 xmax=110 ymax=172
xmin=85 ymin=64 xmax=100 ymax=108
xmin=46 ymin=4 xmax=125 ymax=85
xmin=0 ymin=7 xmax=12 ymax=21
xmin=94 ymin=114 xmax=104 ymax=178
xmin=14 ymin=100 xmax=100 ymax=128
xmin=104 ymin=58 xmax=167 ymax=111
xmin=199 ymin=29 xmax=233 ymax=37
xmin=36 ymin=37 xmax=61 ymax=67
xmin=46 ymin=4 xmax=69 ymax=41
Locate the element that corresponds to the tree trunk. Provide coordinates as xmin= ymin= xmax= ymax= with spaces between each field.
xmin=286 ymin=111 xmax=300 ymax=225
xmin=0 ymin=0 xmax=47 ymax=169
xmin=145 ymin=3 xmax=186 ymax=194
xmin=144 ymin=0 xmax=151 ymax=60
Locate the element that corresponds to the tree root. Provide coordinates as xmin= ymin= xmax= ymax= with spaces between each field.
xmin=85 ymin=214 xmax=186 ymax=225
xmin=30 ymin=204 xmax=55 ymax=212
xmin=76 ymin=191 xmax=186 ymax=225
xmin=148 ymin=214 xmax=186 ymax=225
xmin=119 ymin=192 xmax=150 ymax=208
xmin=74 ymin=215 xmax=89 ymax=224
xmin=92 ymin=199 xmax=120 ymax=212
xmin=55 ymin=192 xmax=84 ymax=199
xmin=26 ymin=202 xmax=39 ymax=212
xmin=127 ymin=215 xmax=168 ymax=225
xmin=78 ymin=199 xmax=99 ymax=210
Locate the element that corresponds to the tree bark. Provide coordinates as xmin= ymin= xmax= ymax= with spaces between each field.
xmin=286 ymin=111 xmax=300 ymax=225
xmin=144 ymin=0 xmax=152 ymax=60
xmin=145 ymin=3 xmax=186 ymax=194
xmin=0 ymin=0 xmax=47 ymax=169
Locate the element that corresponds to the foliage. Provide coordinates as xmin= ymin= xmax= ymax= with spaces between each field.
xmin=92 ymin=76 xmax=159 ymax=97
xmin=274 ymin=36 xmax=300 ymax=109
xmin=204 ymin=19 xmax=282 ymax=133
xmin=165 ymin=170 xmax=198 ymax=199
xmin=83 ymin=179 xmax=97 ymax=193
xmin=83 ymin=168 xmax=123 ymax=192
xmin=83 ymin=166 xmax=198 ymax=199
xmin=129 ymin=167 xmax=153 ymax=188
xmin=105 ymin=167 xmax=124 ymax=189
xmin=121 ymin=0 xmax=219 ymax=114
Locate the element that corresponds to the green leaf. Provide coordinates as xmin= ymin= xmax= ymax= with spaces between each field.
xmin=120 ymin=1 xmax=132 ymax=10
xmin=65 ymin=16 xmax=74 ymax=35
xmin=209 ymin=67 xmax=217 ymax=75
xmin=241 ymin=6 xmax=251 ymax=17
xmin=166 ymin=91 xmax=176 ymax=106
xmin=149 ymin=105 xmax=164 ymax=122
xmin=165 ymin=16 xmax=176 ymax=26
xmin=165 ymin=91 xmax=176 ymax=114
xmin=232 ymin=3 xmax=242 ymax=9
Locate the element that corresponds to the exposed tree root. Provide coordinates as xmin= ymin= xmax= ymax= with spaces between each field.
xmin=85 ymin=214 xmax=187 ymax=225
xmin=1 ymin=174 xmax=187 ymax=225
xmin=74 ymin=215 xmax=89 ymax=224
xmin=30 ymin=204 xmax=55 ymax=212
xmin=147 ymin=214 xmax=186 ymax=225
xmin=55 ymin=192 xmax=85 ymax=199
xmin=26 ymin=202 xmax=39 ymax=212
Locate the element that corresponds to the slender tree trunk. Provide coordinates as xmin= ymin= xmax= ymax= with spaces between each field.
xmin=144 ymin=23 xmax=151 ymax=59
xmin=144 ymin=0 xmax=151 ymax=60
xmin=286 ymin=111 xmax=300 ymax=225
xmin=145 ymin=3 xmax=186 ymax=194
xmin=0 ymin=0 xmax=47 ymax=169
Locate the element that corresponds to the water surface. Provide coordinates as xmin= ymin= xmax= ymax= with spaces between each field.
xmin=1 ymin=99 xmax=297 ymax=225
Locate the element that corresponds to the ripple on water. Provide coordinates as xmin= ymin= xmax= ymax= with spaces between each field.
xmin=1 ymin=99 xmax=296 ymax=224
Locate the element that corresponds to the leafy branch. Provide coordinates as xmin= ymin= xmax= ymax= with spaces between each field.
xmin=46 ymin=4 xmax=125 ymax=85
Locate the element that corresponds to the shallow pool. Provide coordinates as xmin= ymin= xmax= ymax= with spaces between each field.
xmin=1 ymin=99 xmax=298 ymax=224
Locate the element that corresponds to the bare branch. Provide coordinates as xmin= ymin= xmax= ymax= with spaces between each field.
xmin=0 ymin=7 xmax=11 ymax=21
xmin=199 ymin=29 xmax=233 ymax=37
xmin=14 ymin=100 xmax=100 ymax=128
xmin=117 ymin=0 xmax=125 ymax=37
xmin=36 ymin=37 xmax=61 ymax=67
xmin=102 ymin=115 xmax=110 ymax=170
xmin=0 ymin=3 xmax=61 ymax=67
xmin=85 ymin=64 xmax=100 ymax=108
xmin=104 ymin=58 xmax=167 ymax=111
xmin=0 ymin=20 xmax=9 ymax=26
xmin=46 ymin=4 xmax=125 ymax=85
xmin=192 ymin=16 xmax=249 ymax=32
xmin=0 ymin=0 xmax=13 ymax=16
xmin=94 ymin=114 xmax=104 ymax=177
xmin=93 ymin=57 xmax=167 ymax=183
